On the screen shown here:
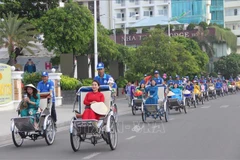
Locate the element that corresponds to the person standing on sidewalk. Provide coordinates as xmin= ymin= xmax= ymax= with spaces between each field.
xmin=37 ymin=72 xmax=57 ymax=128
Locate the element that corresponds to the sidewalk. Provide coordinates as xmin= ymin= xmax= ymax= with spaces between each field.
xmin=0 ymin=98 xmax=129 ymax=142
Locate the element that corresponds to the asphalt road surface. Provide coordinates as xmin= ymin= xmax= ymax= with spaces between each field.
xmin=0 ymin=93 xmax=240 ymax=160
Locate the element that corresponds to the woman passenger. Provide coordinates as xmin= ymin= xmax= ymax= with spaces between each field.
xmin=145 ymin=79 xmax=158 ymax=104
xmin=21 ymin=84 xmax=40 ymax=130
xmin=75 ymin=80 xmax=105 ymax=120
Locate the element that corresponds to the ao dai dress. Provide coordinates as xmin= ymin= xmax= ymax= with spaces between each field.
xmin=145 ymin=85 xmax=158 ymax=104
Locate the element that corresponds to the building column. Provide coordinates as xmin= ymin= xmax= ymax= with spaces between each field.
xmin=11 ymin=66 xmax=24 ymax=110
xmin=48 ymin=68 xmax=62 ymax=106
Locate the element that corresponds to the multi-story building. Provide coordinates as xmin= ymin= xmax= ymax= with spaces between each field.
xmin=99 ymin=0 xmax=171 ymax=30
xmin=210 ymin=0 xmax=224 ymax=26
xmin=224 ymin=0 xmax=240 ymax=53
xmin=73 ymin=0 xmax=101 ymax=22
xmin=171 ymin=0 xmax=211 ymax=24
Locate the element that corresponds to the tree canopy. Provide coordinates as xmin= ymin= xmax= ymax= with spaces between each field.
xmin=0 ymin=0 xmax=59 ymax=19
xmin=37 ymin=2 xmax=94 ymax=55
xmin=124 ymin=28 xmax=209 ymax=78
xmin=214 ymin=53 xmax=240 ymax=78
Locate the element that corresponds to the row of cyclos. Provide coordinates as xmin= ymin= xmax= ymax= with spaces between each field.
xmin=131 ymin=76 xmax=240 ymax=123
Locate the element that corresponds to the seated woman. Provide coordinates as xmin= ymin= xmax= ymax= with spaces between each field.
xmin=145 ymin=79 xmax=158 ymax=105
xmin=75 ymin=80 xmax=105 ymax=120
xmin=193 ymin=80 xmax=201 ymax=96
xmin=170 ymin=83 xmax=182 ymax=101
xmin=20 ymin=84 xmax=40 ymax=130
xmin=135 ymin=83 xmax=146 ymax=99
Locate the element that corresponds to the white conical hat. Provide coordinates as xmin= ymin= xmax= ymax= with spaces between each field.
xmin=91 ymin=102 xmax=110 ymax=115
xmin=183 ymin=90 xmax=191 ymax=94
xmin=167 ymin=91 xmax=175 ymax=97
xmin=24 ymin=84 xmax=37 ymax=92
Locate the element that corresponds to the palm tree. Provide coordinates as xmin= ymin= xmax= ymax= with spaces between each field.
xmin=0 ymin=12 xmax=38 ymax=65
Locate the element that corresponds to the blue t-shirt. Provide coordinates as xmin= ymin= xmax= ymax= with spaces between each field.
xmin=153 ymin=77 xmax=163 ymax=85
xmin=37 ymin=80 xmax=55 ymax=102
xmin=94 ymin=74 xmax=112 ymax=85
xmin=215 ymin=82 xmax=222 ymax=89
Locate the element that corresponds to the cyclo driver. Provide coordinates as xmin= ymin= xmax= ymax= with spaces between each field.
xmin=94 ymin=62 xmax=113 ymax=85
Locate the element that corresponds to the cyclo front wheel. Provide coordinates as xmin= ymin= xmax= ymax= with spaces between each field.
xmin=12 ymin=124 xmax=24 ymax=147
xmin=70 ymin=124 xmax=81 ymax=152
xmin=107 ymin=116 xmax=118 ymax=150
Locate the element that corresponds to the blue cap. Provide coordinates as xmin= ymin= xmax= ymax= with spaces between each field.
xmin=42 ymin=72 xmax=48 ymax=77
xmin=176 ymin=75 xmax=179 ymax=78
xmin=154 ymin=70 xmax=159 ymax=74
xmin=97 ymin=62 xmax=104 ymax=70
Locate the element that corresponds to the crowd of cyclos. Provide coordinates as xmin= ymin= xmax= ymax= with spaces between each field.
xmin=130 ymin=71 xmax=240 ymax=122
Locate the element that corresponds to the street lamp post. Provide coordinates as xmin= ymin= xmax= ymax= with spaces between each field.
xmin=94 ymin=0 xmax=98 ymax=77
xmin=168 ymin=1 xmax=171 ymax=37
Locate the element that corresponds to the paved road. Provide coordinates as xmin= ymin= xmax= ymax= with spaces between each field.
xmin=0 ymin=93 xmax=240 ymax=160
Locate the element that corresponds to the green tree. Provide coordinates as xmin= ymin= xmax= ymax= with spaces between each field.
xmin=187 ymin=23 xmax=196 ymax=30
xmin=173 ymin=36 xmax=209 ymax=72
xmin=0 ymin=12 xmax=38 ymax=65
xmin=0 ymin=0 xmax=59 ymax=19
xmin=37 ymin=2 xmax=94 ymax=55
xmin=214 ymin=53 xmax=240 ymax=78
xmin=125 ymin=28 xmax=202 ymax=77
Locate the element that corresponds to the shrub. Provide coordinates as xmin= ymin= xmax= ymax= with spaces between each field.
xmin=81 ymin=78 xmax=93 ymax=86
xmin=209 ymin=72 xmax=218 ymax=77
xmin=60 ymin=75 xmax=80 ymax=90
xmin=116 ymin=76 xmax=128 ymax=88
xmin=129 ymin=28 xmax=137 ymax=34
xmin=22 ymin=72 xmax=42 ymax=86
xmin=187 ymin=23 xmax=196 ymax=30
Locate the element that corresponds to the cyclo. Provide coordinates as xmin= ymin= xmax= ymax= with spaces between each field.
xmin=141 ymin=85 xmax=169 ymax=122
xmin=70 ymin=85 xmax=118 ymax=152
xmin=167 ymin=84 xmax=187 ymax=114
xmin=11 ymin=92 xmax=56 ymax=147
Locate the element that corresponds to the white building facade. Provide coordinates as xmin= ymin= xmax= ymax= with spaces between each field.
xmin=224 ymin=0 xmax=240 ymax=53
xmin=99 ymin=0 xmax=171 ymax=30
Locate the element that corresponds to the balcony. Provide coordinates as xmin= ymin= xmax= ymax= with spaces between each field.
xmin=225 ymin=1 xmax=240 ymax=8
xmin=232 ymin=30 xmax=240 ymax=36
xmin=225 ymin=15 xmax=240 ymax=22
xmin=237 ymin=37 xmax=240 ymax=46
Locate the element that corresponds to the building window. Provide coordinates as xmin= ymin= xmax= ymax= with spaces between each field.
xmin=117 ymin=13 xmax=122 ymax=18
xmin=116 ymin=0 xmax=121 ymax=4
xmin=234 ymin=9 xmax=238 ymax=15
xmin=129 ymin=0 xmax=134 ymax=2
xmin=144 ymin=11 xmax=150 ymax=16
xmin=129 ymin=12 xmax=135 ymax=17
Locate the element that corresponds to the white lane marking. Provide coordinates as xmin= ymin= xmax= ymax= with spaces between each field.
xmin=83 ymin=152 xmax=101 ymax=160
xmin=201 ymin=105 xmax=211 ymax=109
xmin=126 ymin=136 xmax=136 ymax=140
xmin=220 ymin=105 xmax=229 ymax=108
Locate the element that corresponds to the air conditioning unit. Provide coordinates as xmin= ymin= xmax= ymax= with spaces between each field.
xmin=121 ymin=24 xmax=124 ymax=28
xmin=121 ymin=9 xmax=124 ymax=12
xmin=135 ymin=9 xmax=138 ymax=11
xmin=149 ymin=7 xmax=152 ymax=10
xmin=164 ymin=6 xmax=167 ymax=9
